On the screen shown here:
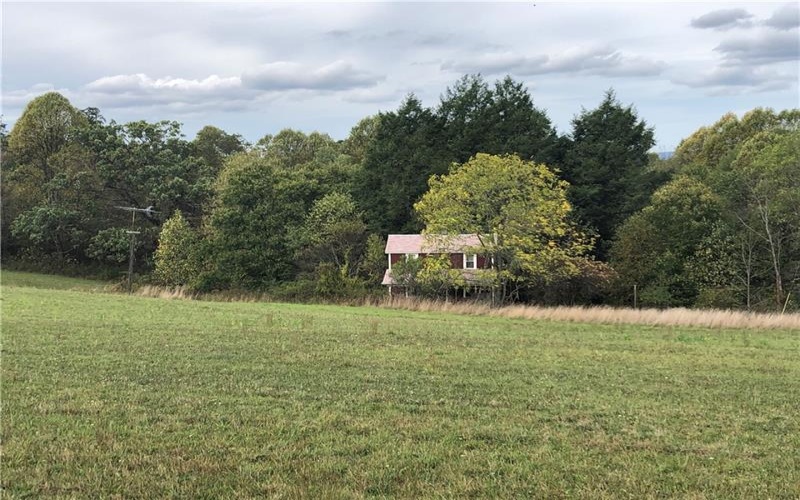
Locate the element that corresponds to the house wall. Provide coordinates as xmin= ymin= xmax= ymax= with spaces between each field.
xmin=389 ymin=252 xmax=488 ymax=269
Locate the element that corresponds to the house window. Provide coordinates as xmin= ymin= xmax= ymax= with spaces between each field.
xmin=405 ymin=253 xmax=419 ymax=261
xmin=464 ymin=254 xmax=476 ymax=269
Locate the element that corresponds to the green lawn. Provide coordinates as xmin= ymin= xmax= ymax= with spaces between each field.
xmin=2 ymin=273 xmax=799 ymax=498
xmin=1 ymin=270 xmax=113 ymax=292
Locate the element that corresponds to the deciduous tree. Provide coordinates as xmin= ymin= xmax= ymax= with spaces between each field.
xmin=415 ymin=153 xmax=592 ymax=302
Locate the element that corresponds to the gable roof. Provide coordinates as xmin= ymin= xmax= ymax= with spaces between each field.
xmin=385 ymin=234 xmax=484 ymax=254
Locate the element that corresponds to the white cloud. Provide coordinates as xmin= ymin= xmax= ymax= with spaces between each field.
xmin=85 ymin=74 xmax=241 ymax=94
xmin=672 ymin=66 xmax=797 ymax=94
xmin=241 ymin=61 xmax=384 ymax=91
xmin=442 ymin=46 xmax=666 ymax=78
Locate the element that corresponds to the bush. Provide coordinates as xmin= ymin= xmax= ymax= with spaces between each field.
xmin=87 ymin=228 xmax=132 ymax=263
xmin=696 ymin=288 xmax=743 ymax=309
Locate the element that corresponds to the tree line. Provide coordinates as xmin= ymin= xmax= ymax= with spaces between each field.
xmin=2 ymin=75 xmax=797 ymax=310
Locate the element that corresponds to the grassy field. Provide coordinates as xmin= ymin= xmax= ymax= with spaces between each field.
xmin=2 ymin=272 xmax=799 ymax=498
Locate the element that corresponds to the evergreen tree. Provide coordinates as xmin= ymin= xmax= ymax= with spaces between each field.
xmin=562 ymin=90 xmax=656 ymax=258
xmin=354 ymin=95 xmax=449 ymax=235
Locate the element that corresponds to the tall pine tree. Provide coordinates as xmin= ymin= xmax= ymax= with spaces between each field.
xmin=562 ymin=90 xmax=656 ymax=258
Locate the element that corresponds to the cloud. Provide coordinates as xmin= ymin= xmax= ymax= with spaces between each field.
xmin=442 ymin=46 xmax=665 ymax=78
xmin=241 ymin=60 xmax=383 ymax=91
xmin=2 ymin=84 xmax=70 ymax=110
xmin=764 ymin=4 xmax=800 ymax=31
xmin=80 ymin=73 xmax=254 ymax=113
xmin=442 ymin=52 xmax=533 ymax=74
xmin=1 ymin=60 xmax=388 ymax=117
xmin=672 ymin=66 xmax=797 ymax=93
xmin=85 ymin=74 xmax=241 ymax=94
xmin=690 ymin=9 xmax=754 ymax=30
xmin=341 ymin=87 xmax=407 ymax=104
xmin=715 ymin=31 xmax=800 ymax=65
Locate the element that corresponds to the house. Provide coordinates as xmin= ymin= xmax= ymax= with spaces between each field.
xmin=381 ymin=234 xmax=491 ymax=296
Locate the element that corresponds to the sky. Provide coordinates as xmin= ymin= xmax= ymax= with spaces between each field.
xmin=2 ymin=1 xmax=798 ymax=151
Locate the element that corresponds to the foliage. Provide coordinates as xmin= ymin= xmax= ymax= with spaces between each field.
xmin=388 ymin=256 xmax=424 ymax=293
xmin=192 ymin=125 xmax=247 ymax=174
xmin=612 ymin=108 xmax=800 ymax=310
xmin=360 ymin=233 xmax=387 ymax=285
xmin=415 ymin=153 xmax=592 ymax=301
xmin=341 ymin=115 xmax=381 ymax=165
xmin=611 ymin=176 xmax=722 ymax=307
xmin=354 ymin=94 xmax=450 ymax=234
xmin=313 ymin=262 xmax=369 ymax=299
xmin=3 ymin=94 xmax=102 ymax=260
xmin=4 ymin=88 xmax=797 ymax=312
xmin=415 ymin=253 xmax=468 ymax=298
xmin=86 ymin=228 xmax=133 ymax=264
xmin=439 ymin=75 xmax=561 ymax=165
xmin=292 ymin=192 xmax=367 ymax=278
xmin=153 ymin=211 xmax=201 ymax=287
xmin=11 ymin=206 xmax=86 ymax=260
xmin=562 ymin=90 xmax=657 ymax=257
xmin=7 ymin=92 xmax=88 ymax=191
xmin=206 ymin=153 xmax=312 ymax=290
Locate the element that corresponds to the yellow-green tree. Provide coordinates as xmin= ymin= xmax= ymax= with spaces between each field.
xmin=415 ymin=153 xmax=592 ymax=302
xmin=154 ymin=210 xmax=201 ymax=287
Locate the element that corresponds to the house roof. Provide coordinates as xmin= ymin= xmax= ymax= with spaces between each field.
xmin=384 ymin=234 xmax=484 ymax=254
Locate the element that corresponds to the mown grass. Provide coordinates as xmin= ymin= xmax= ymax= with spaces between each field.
xmin=1 ymin=270 xmax=113 ymax=292
xmin=2 ymin=273 xmax=799 ymax=498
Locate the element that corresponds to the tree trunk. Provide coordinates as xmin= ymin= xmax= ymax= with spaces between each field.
xmin=758 ymin=199 xmax=784 ymax=310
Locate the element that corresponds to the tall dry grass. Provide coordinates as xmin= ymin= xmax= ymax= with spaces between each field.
xmin=134 ymin=284 xmax=269 ymax=303
xmin=376 ymin=297 xmax=800 ymax=330
xmin=134 ymin=285 xmax=800 ymax=330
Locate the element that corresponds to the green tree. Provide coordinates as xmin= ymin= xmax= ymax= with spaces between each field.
xmin=663 ymin=108 xmax=800 ymax=310
xmin=342 ymin=115 xmax=381 ymax=166
xmin=192 ymin=125 xmax=246 ymax=174
xmin=4 ymin=93 xmax=101 ymax=260
xmin=354 ymin=95 xmax=449 ymax=234
xmin=416 ymin=253 xmax=468 ymax=299
xmin=10 ymin=206 xmax=86 ymax=260
xmin=438 ymin=75 xmax=561 ymax=165
xmin=415 ymin=153 xmax=592 ymax=302
xmin=360 ymin=233 xmax=388 ymax=285
xmin=562 ymin=89 xmax=657 ymax=258
xmin=388 ymin=256 xmax=424 ymax=295
xmin=260 ymin=129 xmax=339 ymax=170
xmin=611 ymin=176 xmax=723 ymax=306
xmin=87 ymin=228 xmax=135 ymax=264
xmin=7 ymin=92 xmax=88 ymax=198
xmin=292 ymin=192 xmax=367 ymax=275
xmin=731 ymin=129 xmax=800 ymax=309
xmin=153 ymin=211 xmax=201 ymax=287
xmin=206 ymin=152 xmax=313 ymax=290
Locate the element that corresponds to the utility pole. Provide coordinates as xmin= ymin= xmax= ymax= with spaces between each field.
xmin=633 ymin=284 xmax=638 ymax=309
xmin=115 ymin=206 xmax=158 ymax=294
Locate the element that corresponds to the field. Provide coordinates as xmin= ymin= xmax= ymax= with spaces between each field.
xmin=3 ymin=271 xmax=799 ymax=498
